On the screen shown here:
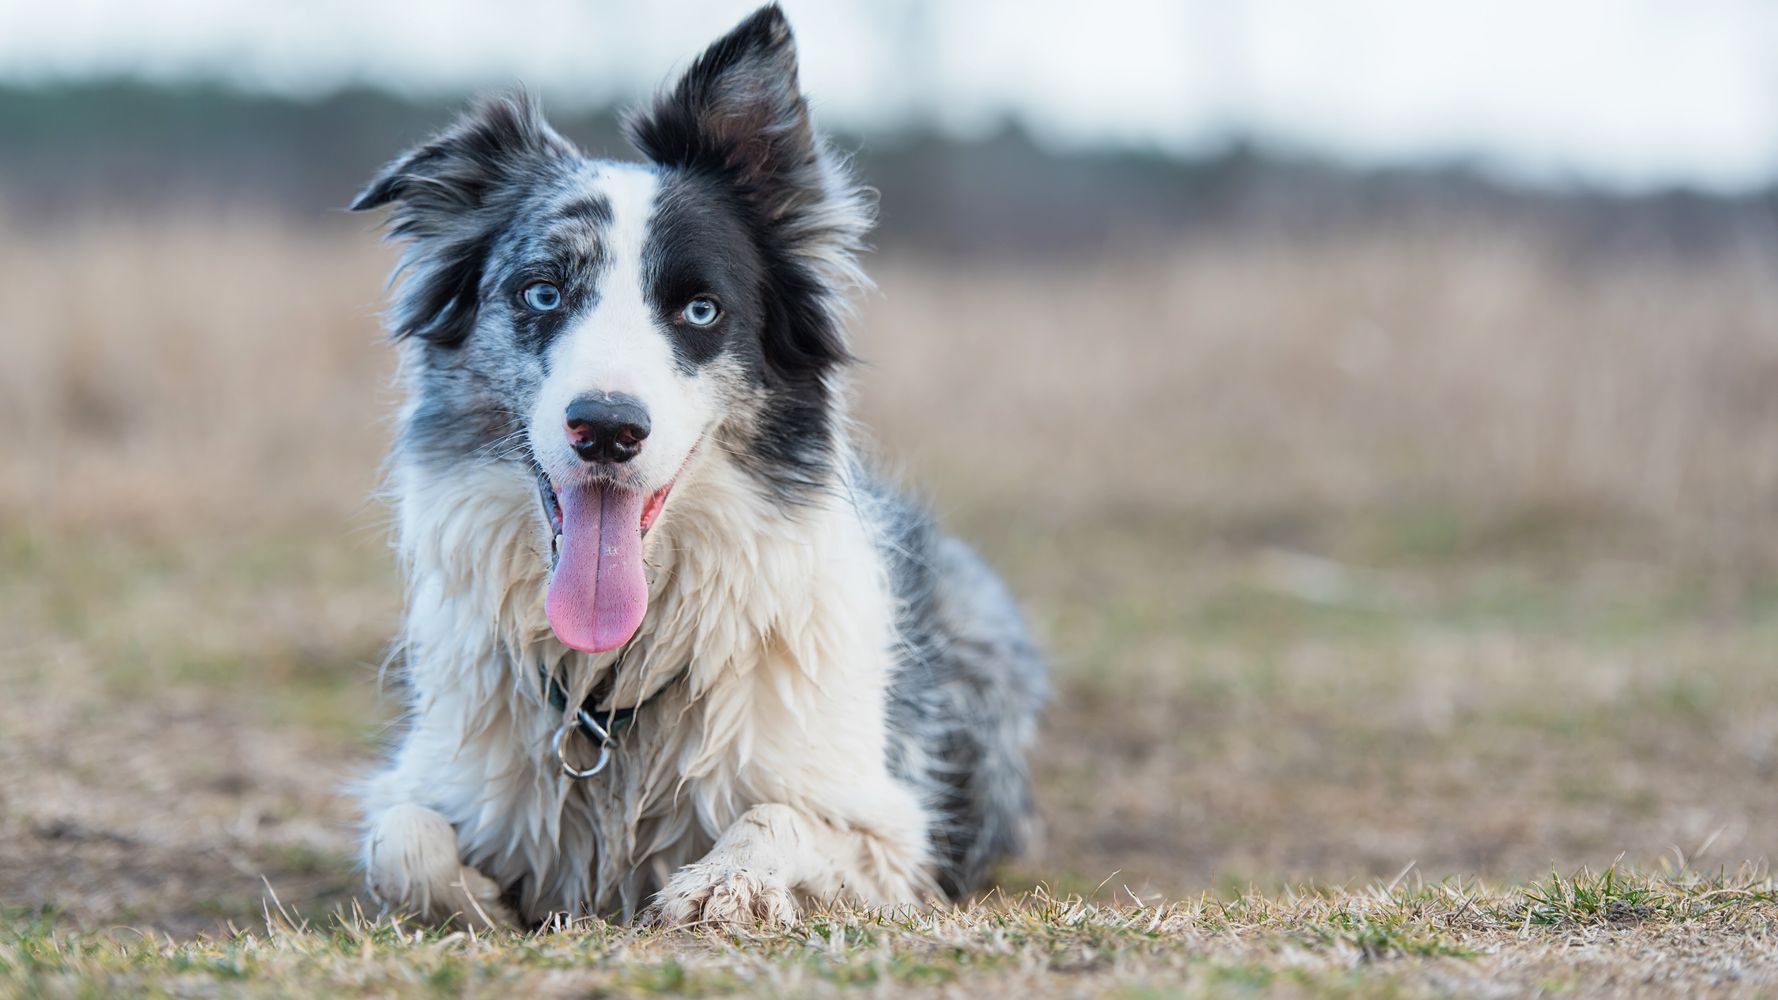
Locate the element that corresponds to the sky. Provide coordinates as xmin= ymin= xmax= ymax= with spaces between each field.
xmin=2 ymin=0 xmax=1775 ymax=192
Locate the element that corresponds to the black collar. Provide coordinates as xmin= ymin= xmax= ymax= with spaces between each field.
xmin=543 ymin=654 xmax=685 ymax=748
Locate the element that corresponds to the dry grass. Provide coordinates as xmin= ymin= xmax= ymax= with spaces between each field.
xmin=0 ymin=211 xmax=393 ymax=536
xmin=9 ymin=870 xmax=1778 ymax=999
xmin=861 ymin=227 xmax=1778 ymax=566
xmin=2 ymin=208 xmax=1776 ymax=996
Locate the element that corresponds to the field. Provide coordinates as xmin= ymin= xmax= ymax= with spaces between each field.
xmin=2 ymin=209 xmax=1777 ymax=997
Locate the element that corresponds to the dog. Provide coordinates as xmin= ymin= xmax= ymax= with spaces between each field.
xmin=350 ymin=4 xmax=1046 ymax=927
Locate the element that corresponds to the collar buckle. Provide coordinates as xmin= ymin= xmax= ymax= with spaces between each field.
xmin=552 ymin=712 xmax=614 ymax=778
xmin=544 ymin=653 xmax=684 ymax=781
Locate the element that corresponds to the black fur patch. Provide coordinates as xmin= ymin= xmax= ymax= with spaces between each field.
xmin=644 ymin=173 xmax=761 ymax=372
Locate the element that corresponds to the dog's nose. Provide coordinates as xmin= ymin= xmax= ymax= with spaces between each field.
xmin=565 ymin=393 xmax=651 ymax=464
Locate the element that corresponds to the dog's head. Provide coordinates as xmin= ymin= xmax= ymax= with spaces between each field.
xmin=354 ymin=4 xmax=870 ymax=653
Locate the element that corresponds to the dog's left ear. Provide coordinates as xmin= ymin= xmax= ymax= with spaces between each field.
xmin=626 ymin=4 xmax=872 ymax=273
xmin=627 ymin=4 xmax=814 ymax=200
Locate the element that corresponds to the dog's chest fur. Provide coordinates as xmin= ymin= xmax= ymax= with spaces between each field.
xmin=374 ymin=448 xmax=899 ymax=921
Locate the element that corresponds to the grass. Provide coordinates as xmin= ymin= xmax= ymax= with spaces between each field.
xmin=6 ymin=870 xmax=1777 ymax=997
xmin=2 ymin=208 xmax=1776 ymax=996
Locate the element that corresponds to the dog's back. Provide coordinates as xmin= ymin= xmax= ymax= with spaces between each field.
xmin=870 ymin=476 xmax=1048 ymax=896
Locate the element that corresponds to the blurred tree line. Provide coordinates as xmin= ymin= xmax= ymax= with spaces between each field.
xmin=0 ymin=81 xmax=1772 ymax=258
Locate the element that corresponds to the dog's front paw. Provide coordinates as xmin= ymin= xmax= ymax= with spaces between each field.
xmin=649 ymin=861 xmax=798 ymax=928
xmin=366 ymin=803 xmax=518 ymax=930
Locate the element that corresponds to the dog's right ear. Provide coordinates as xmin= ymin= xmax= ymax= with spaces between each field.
xmin=352 ymin=93 xmax=574 ymax=345
xmin=351 ymin=91 xmax=574 ymax=221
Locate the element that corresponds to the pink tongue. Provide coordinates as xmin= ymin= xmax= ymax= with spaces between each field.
xmin=545 ymin=483 xmax=649 ymax=653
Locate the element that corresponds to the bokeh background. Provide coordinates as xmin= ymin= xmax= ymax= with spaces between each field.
xmin=2 ymin=0 xmax=1776 ymax=934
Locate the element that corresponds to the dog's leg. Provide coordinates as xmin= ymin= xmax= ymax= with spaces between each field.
xmin=364 ymin=803 xmax=517 ymax=930
xmin=650 ymin=800 xmax=935 ymax=927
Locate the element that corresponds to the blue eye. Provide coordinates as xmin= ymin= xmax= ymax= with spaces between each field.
xmin=521 ymin=282 xmax=562 ymax=312
xmin=682 ymin=297 xmax=720 ymax=327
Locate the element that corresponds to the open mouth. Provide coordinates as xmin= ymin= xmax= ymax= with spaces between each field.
xmin=535 ymin=470 xmax=673 ymax=567
xmin=533 ymin=465 xmax=677 ymax=654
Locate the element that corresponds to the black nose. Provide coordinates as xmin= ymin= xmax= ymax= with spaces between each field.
xmin=565 ymin=393 xmax=651 ymax=464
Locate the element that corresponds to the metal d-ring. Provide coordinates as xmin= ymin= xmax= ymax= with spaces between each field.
xmin=552 ymin=708 xmax=614 ymax=779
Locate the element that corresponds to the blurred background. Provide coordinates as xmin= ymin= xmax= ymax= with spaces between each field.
xmin=2 ymin=0 xmax=1776 ymax=934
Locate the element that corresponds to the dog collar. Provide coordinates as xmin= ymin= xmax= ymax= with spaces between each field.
xmin=543 ymin=656 xmax=684 ymax=779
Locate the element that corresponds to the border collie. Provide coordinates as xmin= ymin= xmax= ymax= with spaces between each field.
xmin=351 ymin=4 xmax=1045 ymax=927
